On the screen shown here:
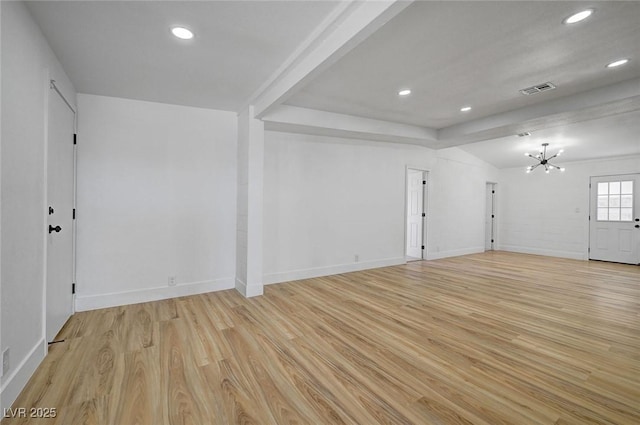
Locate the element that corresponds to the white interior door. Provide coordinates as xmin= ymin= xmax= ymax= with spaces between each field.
xmin=46 ymin=86 xmax=75 ymax=342
xmin=589 ymin=174 xmax=640 ymax=265
xmin=406 ymin=169 xmax=425 ymax=259
xmin=485 ymin=183 xmax=496 ymax=250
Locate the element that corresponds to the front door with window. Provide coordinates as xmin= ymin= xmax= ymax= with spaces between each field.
xmin=589 ymin=174 xmax=640 ymax=264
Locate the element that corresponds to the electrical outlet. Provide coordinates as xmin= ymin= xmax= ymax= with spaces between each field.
xmin=2 ymin=348 xmax=9 ymax=377
xmin=168 ymin=276 xmax=177 ymax=286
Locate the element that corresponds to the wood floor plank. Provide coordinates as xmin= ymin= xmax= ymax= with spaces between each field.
xmin=4 ymin=251 xmax=640 ymax=424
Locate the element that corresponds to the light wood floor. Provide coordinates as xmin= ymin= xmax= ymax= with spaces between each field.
xmin=4 ymin=251 xmax=640 ymax=424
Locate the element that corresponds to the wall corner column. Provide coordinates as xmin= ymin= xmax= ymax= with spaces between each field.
xmin=235 ymin=106 xmax=264 ymax=297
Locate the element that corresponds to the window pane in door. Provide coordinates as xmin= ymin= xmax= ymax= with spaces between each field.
xmin=609 ymin=195 xmax=621 ymax=207
xmin=621 ymin=181 xmax=633 ymax=194
xmin=610 ymin=181 xmax=621 ymax=195
xmin=621 ymin=195 xmax=633 ymax=207
xmin=609 ymin=209 xmax=621 ymax=221
xmin=598 ymin=182 xmax=609 ymax=195
xmin=598 ymin=196 xmax=609 ymax=207
xmin=621 ymin=208 xmax=633 ymax=221
xmin=597 ymin=208 xmax=608 ymax=220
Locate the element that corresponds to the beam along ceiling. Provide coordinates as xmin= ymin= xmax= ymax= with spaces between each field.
xmin=25 ymin=0 xmax=340 ymax=111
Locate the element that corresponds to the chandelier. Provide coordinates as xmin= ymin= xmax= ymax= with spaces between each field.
xmin=525 ymin=143 xmax=565 ymax=174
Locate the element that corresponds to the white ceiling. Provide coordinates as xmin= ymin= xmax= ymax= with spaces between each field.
xmin=26 ymin=1 xmax=340 ymax=111
xmin=24 ymin=1 xmax=640 ymax=168
xmin=286 ymin=1 xmax=640 ymax=129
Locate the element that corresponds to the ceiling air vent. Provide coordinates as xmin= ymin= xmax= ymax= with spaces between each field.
xmin=519 ymin=82 xmax=556 ymax=95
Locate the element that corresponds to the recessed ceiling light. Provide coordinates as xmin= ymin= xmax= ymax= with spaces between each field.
xmin=606 ymin=58 xmax=629 ymax=68
xmin=460 ymin=106 xmax=472 ymax=112
xmin=171 ymin=26 xmax=194 ymax=40
xmin=563 ymin=9 xmax=593 ymax=24
xmin=398 ymin=89 xmax=411 ymax=96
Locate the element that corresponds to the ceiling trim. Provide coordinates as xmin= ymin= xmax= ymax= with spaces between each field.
xmin=248 ymin=0 xmax=414 ymax=118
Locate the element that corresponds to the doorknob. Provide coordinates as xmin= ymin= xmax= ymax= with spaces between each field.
xmin=635 ymin=225 xmax=640 ymax=229
xmin=49 ymin=225 xmax=62 ymax=233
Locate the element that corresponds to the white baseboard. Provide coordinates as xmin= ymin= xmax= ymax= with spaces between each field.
xmin=234 ymin=278 xmax=264 ymax=298
xmin=263 ymin=257 xmax=406 ymax=285
xmin=498 ymin=245 xmax=586 ymax=261
xmin=75 ymin=277 xmax=235 ymax=311
xmin=425 ymin=246 xmax=485 ymax=261
xmin=235 ymin=277 xmax=247 ymax=296
xmin=0 ymin=338 xmax=46 ymax=413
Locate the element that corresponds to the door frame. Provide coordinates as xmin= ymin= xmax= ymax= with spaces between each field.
xmin=42 ymin=71 xmax=77 ymax=346
xmin=405 ymin=166 xmax=429 ymax=261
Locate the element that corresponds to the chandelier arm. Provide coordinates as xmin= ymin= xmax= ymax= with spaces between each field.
xmin=548 ymin=162 xmax=561 ymax=169
xmin=547 ymin=153 xmax=558 ymax=160
xmin=529 ymin=163 xmax=541 ymax=170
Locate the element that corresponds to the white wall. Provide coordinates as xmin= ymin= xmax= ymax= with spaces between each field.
xmin=498 ymin=155 xmax=640 ymax=259
xmin=263 ymin=131 xmax=499 ymax=284
xmin=1 ymin=1 xmax=76 ymax=411
xmin=428 ymin=147 xmax=501 ymax=259
xmin=75 ymin=94 xmax=237 ymax=310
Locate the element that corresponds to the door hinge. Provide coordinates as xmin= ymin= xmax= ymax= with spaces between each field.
xmin=491 ymin=214 xmax=495 ymax=218
xmin=588 ymin=247 xmax=590 ymax=253
xmin=72 ymin=283 xmax=76 ymax=294
xmin=72 ymin=208 xmax=76 ymax=220
xmin=73 ymin=134 xmax=77 ymax=145
xmin=491 ymin=239 xmax=494 ymax=243
xmin=421 ymin=245 xmax=425 ymax=250
xmin=422 ymin=213 xmax=426 ymax=217
xmin=492 ymin=190 xmax=495 ymax=194
xmin=422 ymin=180 xmax=426 ymax=185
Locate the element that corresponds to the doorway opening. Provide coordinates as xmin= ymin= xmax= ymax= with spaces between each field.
xmin=406 ymin=169 xmax=427 ymax=261
xmin=485 ymin=183 xmax=497 ymax=251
